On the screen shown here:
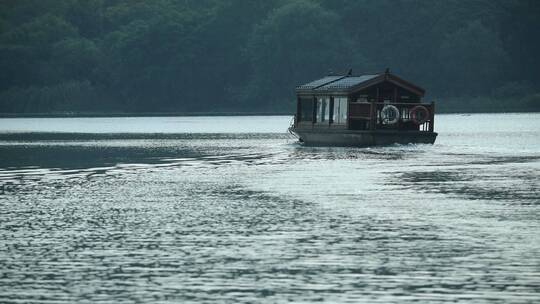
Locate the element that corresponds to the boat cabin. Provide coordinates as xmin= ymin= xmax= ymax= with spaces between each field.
xmin=293 ymin=69 xmax=434 ymax=132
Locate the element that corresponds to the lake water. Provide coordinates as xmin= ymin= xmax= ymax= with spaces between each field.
xmin=0 ymin=113 xmax=539 ymax=303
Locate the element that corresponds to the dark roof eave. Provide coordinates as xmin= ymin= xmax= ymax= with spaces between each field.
xmin=295 ymin=72 xmax=426 ymax=97
xmin=387 ymin=74 xmax=425 ymax=96
xmin=346 ymin=74 xmax=425 ymax=96
xmin=295 ymin=89 xmax=351 ymax=96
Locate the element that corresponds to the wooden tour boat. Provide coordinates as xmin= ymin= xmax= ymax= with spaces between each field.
xmin=289 ymin=69 xmax=437 ymax=146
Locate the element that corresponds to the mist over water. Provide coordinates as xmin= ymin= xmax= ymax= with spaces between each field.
xmin=1 ymin=114 xmax=539 ymax=303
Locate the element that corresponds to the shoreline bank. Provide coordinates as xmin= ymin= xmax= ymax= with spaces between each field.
xmin=1 ymin=109 xmax=538 ymax=118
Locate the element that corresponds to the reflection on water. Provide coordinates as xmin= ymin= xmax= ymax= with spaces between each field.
xmin=0 ymin=114 xmax=539 ymax=303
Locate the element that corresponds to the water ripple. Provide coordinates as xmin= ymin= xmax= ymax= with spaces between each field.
xmin=1 ymin=121 xmax=540 ymax=303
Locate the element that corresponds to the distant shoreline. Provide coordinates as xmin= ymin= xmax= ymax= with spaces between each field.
xmin=0 ymin=109 xmax=538 ymax=118
xmin=0 ymin=112 xmax=291 ymax=118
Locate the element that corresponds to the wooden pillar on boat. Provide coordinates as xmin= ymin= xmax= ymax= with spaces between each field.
xmin=346 ymin=96 xmax=351 ymax=130
xmin=329 ymin=96 xmax=334 ymax=125
xmin=369 ymin=100 xmax=376 ymax=130
xmin=429 ymin=101 xmax=435 ymax=132
xmin=393 ymin=87 xmax=401 ymax=129
xmin=312 ymin=96 xmax=317 ymax=125
xmin=296 ymin=96 xmax=301 ymax=126
xmin=369 ymin=87 xmax=379 ymax=130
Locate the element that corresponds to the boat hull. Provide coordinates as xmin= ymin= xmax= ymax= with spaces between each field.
xmin=290 ymin=128 xmax=437 ymax=147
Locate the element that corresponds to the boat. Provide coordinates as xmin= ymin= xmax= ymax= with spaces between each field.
xmin=289 ymin=69 xmax=437 ymax=146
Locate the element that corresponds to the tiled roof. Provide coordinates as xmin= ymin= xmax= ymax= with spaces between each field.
xmin=296 ymin=76 xmax=345 ymax=90
xmin=296 ymin=74 xmax=379 ymax=92
xmin=316 ymin=75 xmax=378 ymax=91
xmin=296 ymin=72 xmax=425 ymax=96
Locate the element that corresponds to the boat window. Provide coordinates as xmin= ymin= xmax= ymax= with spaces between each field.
xmin=317 ymin=97 xmax=330 ymax=123
xmin=333 ymin=97 xmax=348 ymax=124
xmin=299 ymin=98 xmax=314 ymax=122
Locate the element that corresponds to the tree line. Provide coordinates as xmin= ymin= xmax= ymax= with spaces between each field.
xmin=0 ymin=0 xmax=539 ymax=114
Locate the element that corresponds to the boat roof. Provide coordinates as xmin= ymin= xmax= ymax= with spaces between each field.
xmin=296 ymin=71 xmax=425 ymax=96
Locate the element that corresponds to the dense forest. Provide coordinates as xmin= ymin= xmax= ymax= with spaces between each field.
xmin=0 ymin=0 xmax=539 ymax=114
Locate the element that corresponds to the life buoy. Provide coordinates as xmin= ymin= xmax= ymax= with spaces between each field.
xmin=410 ymin=106 xmax=429 ymax=125
xmin=381 ymin=105 xmax=400 ymax=125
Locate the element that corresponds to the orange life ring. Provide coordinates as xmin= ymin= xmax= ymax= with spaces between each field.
xmin=410 ymin=106 xmax=429 ymax=125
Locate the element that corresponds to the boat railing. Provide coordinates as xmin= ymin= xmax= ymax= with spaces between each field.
xmin=349 ymin=101 xmax=435 ymax=132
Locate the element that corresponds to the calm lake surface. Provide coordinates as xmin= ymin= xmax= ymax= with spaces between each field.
xmin=0 ymin=113 xmax=539 ymax=303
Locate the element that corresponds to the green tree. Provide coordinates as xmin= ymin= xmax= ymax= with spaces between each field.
xmin=437 ymin=20 xmax=507 ymax=96
xmin=498 ymin=0 xmax=540 ymax=87
xmin=47 ymin=38 xmax=100 ymax=82
xmin=65 ymin=0 xmax=106 ymax=38
xmin=0 ymin=13 xmax=79 ymax=90
xmin=102 ymin=8 xmax=203 ymax=111
xmin=1 ymin=13 xmax=77 ymax=48
xmin=245 ymin=0 xmax=369 ymax=111
xmin=0 ymin=0 xmax=539 ymax=114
